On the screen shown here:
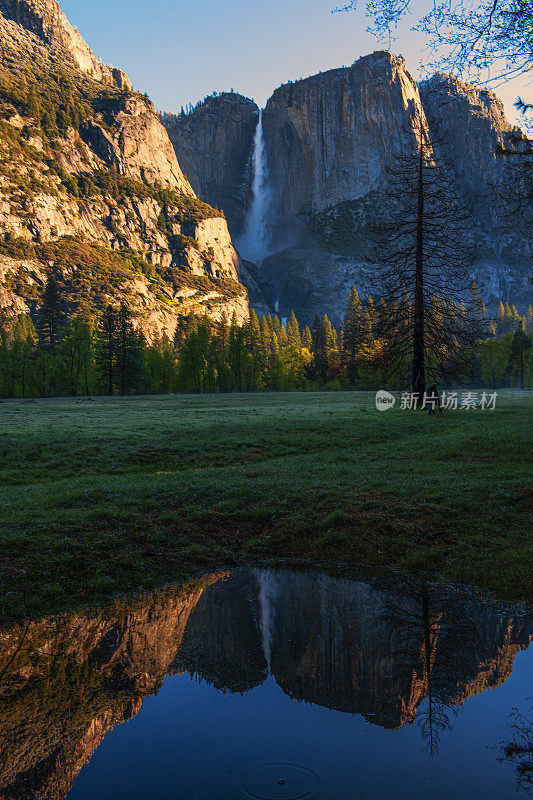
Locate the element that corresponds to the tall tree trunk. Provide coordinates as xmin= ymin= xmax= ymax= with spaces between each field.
xmin=421 ymin=585 xmax=437 ymax=754
xmin=412 ymin=141 xmax=426 ymax=404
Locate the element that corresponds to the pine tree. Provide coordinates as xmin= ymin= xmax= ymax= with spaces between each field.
xmin=214 ymin=313 xmax=230 ymax=391
xmin=527 ymin=305 xmax=533 ymax=333
xmin=510 ymin=320 xmax=531 ymax=390
xmin=260 ymin=315 xmax=271 ymax=353
xmin=228 ymin=312 xmax=246 ymax=390
xmin=116 ymin=304 xmax=144 ymax=395
xmin=1 ymin=316 xmax=36 ymax=398
xmin=270 ymin=329 xmax=280 ymax=357
xmin=503 ymin=303 xmax=514 ymax=334
xmin=287 ymin=311 xmax=301 ymax=348
xmin=366 ymin=296 xmax=378 ymax=330
xmin=36 ymin=275 xmax=64 ymax=396
xmin=311 ymin=314 xmax=330 ymax=385
xmin=277 ymin=317 xmax=289 ymax=347
xmin=301 ymin=325 xmax=312 ymax=350
xmin=174 ymin=314 xmax=195 ymax=353
xmin=60 ymin=317 xmax=94 ymax=396
xmin=375 ymin=298 xmax=389 ymax=338
xmin=497 ymin=300 xmax=505 ymax=333
xmin=96 ymin=305 xmax=118 ymax=395
xmin=246 ymin=309 xmax=262 ymax=389
xmin=322 ymin=314 xmax=334 ymax=352
xmin=268 ymin=329 xmax=281 ymax=389
xmin=366 ymin=122 xmax=484 ymax=400
xmin=38 ymin=275 xmax=61 ymax=354
xmin=342 ymin=287 xmax=367 ymax=386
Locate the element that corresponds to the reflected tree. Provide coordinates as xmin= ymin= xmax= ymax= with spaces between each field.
xmin=498 ymin=705 xmax=533 ymax=794
xmin=380 ymin=578 xmax=477 ymax=753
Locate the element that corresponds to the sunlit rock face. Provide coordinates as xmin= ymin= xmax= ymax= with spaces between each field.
xmin=167 ymin=52 xmax=531 ymax=321
xmin=0 ymin=570 xmax=531 ymax=799
xmin=261 ymin=52 xmax=427 ymax=247
xmin=82 ymin=95 xmax=193 ymax=193
xmin=0 ymin=0 xmax=250 ymax=338
xmin=162 ymin=94 xmax=260 ymax=237
xmin=0 ymin=0 xmax=127 ymax=85
xmin=256 ymin=56 xmax=530 ymax=319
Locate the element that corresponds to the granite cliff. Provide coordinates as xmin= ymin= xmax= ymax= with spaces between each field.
xmin=161 ymin=93 xmax=259 ymax=237
xmin=419 ymin=73 xmax=532 ymax=306
xmin=0 ymin=0 xmax=130 ymax=85
xmin=261 ymin=52 xmax=426 ymax=247
xmin=0 ymin=0 xmax=249 ymax=339
xmin=166 ymin=52 xmax=531 ymax=322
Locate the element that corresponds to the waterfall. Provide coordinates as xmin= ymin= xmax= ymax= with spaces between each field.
xmin=236 ymin=110 xmax=270 ymax=263
xmin=256 ymin=569 xmax=277 ymax=672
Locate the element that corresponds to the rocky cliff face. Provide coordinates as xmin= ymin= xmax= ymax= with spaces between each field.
xmin=161 ymin=93 xmax=259 ymax=236
xmin=261 ymin=52 xmax=427 ymax=247
xmin=83 ymin=95 xmax=192 ymax=192
xmin=170 ymin=52 xmax=531 ymax=322
xmin=0 ymin=0 xmax=249 ymax=338
xmin=259 ymin=55 xmax=531 ymax=320
xmin=0 ymin=0 xmax=131 ymax=86
xmin=420 ymin=73 xmax=513 ymax=199
xmin=419 ymin=73 xmax=532 ymax=307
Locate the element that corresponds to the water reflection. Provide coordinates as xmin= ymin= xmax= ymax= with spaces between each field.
xmin=498 ymin=706 xmax=533 ymax=794
xmin=0 ymin=568 xmax=531 ymax=799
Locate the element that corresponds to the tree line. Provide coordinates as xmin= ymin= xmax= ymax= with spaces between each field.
xmin=0 ymin=276 xmax=531 ymax=398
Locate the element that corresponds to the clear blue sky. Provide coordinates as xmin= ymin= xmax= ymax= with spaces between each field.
xmin=61 ymin=0 xmax=526 ymax=122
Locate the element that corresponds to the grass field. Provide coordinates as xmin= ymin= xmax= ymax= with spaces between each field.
xmin=0 ymin=390 xmax=531 ymax=620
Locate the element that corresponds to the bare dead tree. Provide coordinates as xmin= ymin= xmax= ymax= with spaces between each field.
xmin=366 ymin=121 xmax=486 ymax=401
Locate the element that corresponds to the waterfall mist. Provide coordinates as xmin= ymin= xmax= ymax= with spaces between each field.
xmin=236 ymin=110 xmax=271 ymax=264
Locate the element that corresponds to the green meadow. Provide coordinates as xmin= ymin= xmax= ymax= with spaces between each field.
xmin=1 ymin=390 xmax=531 ymax=620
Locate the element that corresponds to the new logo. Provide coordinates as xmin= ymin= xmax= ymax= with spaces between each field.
xmin=375 ymin=390 xmax=396 ymax=411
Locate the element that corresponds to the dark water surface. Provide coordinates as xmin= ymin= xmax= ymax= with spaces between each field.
xmin=1 ymin=569 xmax=532 ymax=799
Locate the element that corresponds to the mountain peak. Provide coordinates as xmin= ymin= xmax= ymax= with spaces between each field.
xmin=0 ymin=0 xmax=131 ymax=88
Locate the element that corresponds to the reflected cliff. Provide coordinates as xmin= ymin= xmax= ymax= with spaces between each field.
xmin=0 ymin=568 xmax=532 ymax=799
xmin=177 ymin=570 xmax=533 ymax=736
